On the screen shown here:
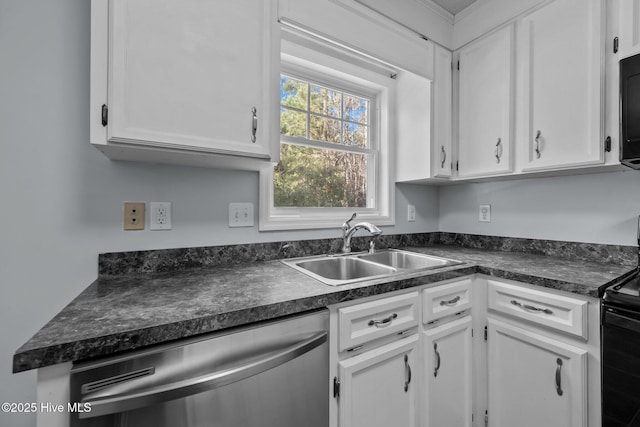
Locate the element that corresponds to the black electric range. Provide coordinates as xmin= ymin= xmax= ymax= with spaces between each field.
xmin=602 ymin=270 xmax=640 ymax=427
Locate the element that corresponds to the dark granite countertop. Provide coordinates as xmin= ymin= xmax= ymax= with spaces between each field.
xmin=13 ymin=243 xmax=635 ymax=373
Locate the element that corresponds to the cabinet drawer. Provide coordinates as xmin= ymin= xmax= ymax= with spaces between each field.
xmin=487 ymin=279 xmax=588 ymax=339
xmin=338 ymin=292 xmax=419 ymax=351
xmin=422 ymin=278 xmax=473 ymax=323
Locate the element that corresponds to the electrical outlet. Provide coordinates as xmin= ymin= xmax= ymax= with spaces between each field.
xmin=479 ymin=204 xmax=491 ymax=222
xmin=150 ymin=202 xmax=172 ymax=230
xmin=123 ymin=202 xmax=145 ymax=230
xmin=407 ymin=204 xmax=416 ymax=222
xmin=229 ymin=203 xmax=254 ymax=227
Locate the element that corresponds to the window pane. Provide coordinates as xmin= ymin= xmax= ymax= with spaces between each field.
xmin=280 ymin=108 xmax=307 ymax=138
xmin=274 ymin=144 xmax=368 ymax=208
xmin=344 ymin=95 xmax=368 ymax=124
xmin=310 ymin=115 xmax=341 ymax=144
xmin=344 ymin=122 xmax=368 ymax=148
xmin=280 ymin=76 xmax=308 ymax=110
xmin=310 ymin=85 xmax=342 ymax=118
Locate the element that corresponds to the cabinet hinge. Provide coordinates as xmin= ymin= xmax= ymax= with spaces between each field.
xmin=605 ymin=136 xmax=612 ymax=152
xmin=484 ymin=325 xmax=488 ymax=341
xmin=101 ymin=104 xmax=108 ymax=127
xmin=333 ymin=376 xmax=340 ymax=399
xmin=614 ymin=36 xmax=619 ymax=54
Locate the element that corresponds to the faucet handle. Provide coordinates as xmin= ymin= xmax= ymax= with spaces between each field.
xmin=343 ymin=212 xmax=357 ymax=230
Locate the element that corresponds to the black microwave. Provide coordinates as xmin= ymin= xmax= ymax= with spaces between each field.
xmin=620 ymin=53 xmax=640 ymax=169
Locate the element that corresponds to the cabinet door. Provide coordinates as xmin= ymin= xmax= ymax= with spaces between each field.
xmin=487 ymin=318 xmax=587 ymax=427
xmin=104 ymin=0 xmax=276 ymax=158
xmin=618 ymin=0 xmax=640 ymax=59
xmin=457 ymin=24 xmax=514 ymax=178
xmin=518 ymin=0 xmax=604 ymax=171
xmin=422 ymin=317 xmax=473 ymax=427
xmin=432 ymin=45 xmax=453 ymax=178
xmin=338 ymin=335 xmax=418 ymax=427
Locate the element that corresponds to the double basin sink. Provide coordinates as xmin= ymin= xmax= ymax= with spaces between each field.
xmin=282 ymin=249 xmax=461 ymax=286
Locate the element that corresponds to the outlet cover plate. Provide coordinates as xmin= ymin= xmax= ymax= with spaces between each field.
xmin=123 ymin=202 xmax=145 ymax=230
xmin=479 ymin=204 xmax=491 ymax=222
xmin=150 ymin=202 xmax=172 ymax=230
xmin=229 ymin=203 xmax=254 ymax=227
xmin=407 ymin=205 xmax=416 ymax=222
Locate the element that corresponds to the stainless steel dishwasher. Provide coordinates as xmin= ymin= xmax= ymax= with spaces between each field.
xmin=69 ymin=309 xmax=329 ymax=427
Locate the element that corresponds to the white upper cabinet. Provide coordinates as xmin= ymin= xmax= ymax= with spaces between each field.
xmin=457 ymin=24 xmax=515 ymax=178
xmin=395 ymin=45 xmax=452 ymax=183
xmin=617 ymin=0 xmax=640 ymax=59
xmin=517 ymin=0 xmax=605 ymax=171
xmin=90 ymin=0 xmax=279 ymax=169
xmin=432 ymin=45 xmax=454 ymax=179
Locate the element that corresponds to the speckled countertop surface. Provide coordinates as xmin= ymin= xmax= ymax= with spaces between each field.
xmin=13 ymin=244 xmax=635 ymax=373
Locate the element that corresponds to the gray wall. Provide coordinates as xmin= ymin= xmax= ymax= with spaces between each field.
xmin=0 ymin=1 xmax=438 ymax=425
xmin=439 ymin=170 xmax=640 ymax=246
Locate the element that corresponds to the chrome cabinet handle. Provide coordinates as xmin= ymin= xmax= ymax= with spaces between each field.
xmin=440 ymin=145 xmax=447 ymax=169
xmin=433 ymin=343 xmax=441 ymax=377
xmin=440 ymin=295 xmax=461 ymax=307
xmin=510 ymin=299 xmax=553 ymax=315
xmin=404 ymin=354 xmax=412 ymax=392
xmin=555 ymin=358 xmax=563 ymax=396
xmin=535 ymin=130 xmax=542 ymax=158
xmin=495 ymin=138 xmax=503 ymax=163
xmin=368 ymin=313 xmax=398 ymax=328
xmin=251 ymin=107 xmax=258 ymax=143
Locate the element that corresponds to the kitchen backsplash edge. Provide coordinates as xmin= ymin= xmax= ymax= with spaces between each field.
xmin=98 ymin=232 xmax=637 ymax=276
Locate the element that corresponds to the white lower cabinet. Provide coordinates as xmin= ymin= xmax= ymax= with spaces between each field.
xmin=422 ymin=316 xmax=473 ymax=427
xmin=487 ymin=318 xmax=587 ymax=427
xmin=338 ymin=336 xmax=419 ymax=427
xmin=329 ymin=276 xmax=599 ymax=427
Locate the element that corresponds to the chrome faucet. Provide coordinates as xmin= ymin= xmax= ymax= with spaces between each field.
xmin=342 ymin=212 xmax=382 ymax=253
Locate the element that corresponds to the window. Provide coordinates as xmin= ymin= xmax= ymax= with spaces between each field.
xmin=277 ymin=74 xmax=373 ymax=208
xmin=259 ymin=30 xmax=395 ymax=230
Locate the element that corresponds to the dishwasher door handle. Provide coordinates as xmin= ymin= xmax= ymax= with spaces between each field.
xmin=81 ymin=331 xmax=327 ymax=419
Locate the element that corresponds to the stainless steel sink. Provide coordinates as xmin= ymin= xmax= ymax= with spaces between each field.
xmin=357 ymin=250 xmax=460 ymax=270
xmin=294 ymin=257 xmax=396 ymax=285
xmin=282 ymin=249 xmax=461 ymax=286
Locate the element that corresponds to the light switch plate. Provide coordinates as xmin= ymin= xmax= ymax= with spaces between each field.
xmin=479 ymin=204 xmax=491 ymax=222
xmin=229 ymin=203 xmax=254 ymax=227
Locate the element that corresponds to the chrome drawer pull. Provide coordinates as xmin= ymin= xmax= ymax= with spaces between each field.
xmin=555 ymin=358 xmax=563 ymax=396
xmin=495 ymin=137 xmax=503 ymax=163
xmin=440 ymin=296 xmax=461 ymax=307
xmin=433 ymin=343 xmax=441 ymax=377
xmin=368 ymin=313 xmax=398 ymax=328
xmin=441 ymin=145 xmax=447 ymax=169
xmin=404 ymin=354 xmax=412 ymax=392
xmin=510 ymin=299 xmax=553 ymax=315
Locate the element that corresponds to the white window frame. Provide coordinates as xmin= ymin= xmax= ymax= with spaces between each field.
xmin=259 ymin=33 xmax=396 ymax=231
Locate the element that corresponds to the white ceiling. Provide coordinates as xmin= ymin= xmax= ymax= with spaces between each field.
xmin=429 ymin=0 xmax=478 ymax=15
